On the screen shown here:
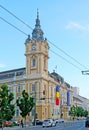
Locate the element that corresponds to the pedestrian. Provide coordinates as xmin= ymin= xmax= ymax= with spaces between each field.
xmin=73 ymin=117 xmax=74 ymax=121
xmin=21 ymin=119 xmax=24 ymax=128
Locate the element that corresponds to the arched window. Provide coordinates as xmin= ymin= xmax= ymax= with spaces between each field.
xmin=32 ymin=58 xmax=36 ymax=67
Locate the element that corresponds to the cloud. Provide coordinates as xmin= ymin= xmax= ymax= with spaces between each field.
xmin=0 ymin=63 xmax=6 ymax=68
xmin=66 ymin=21 xmax=89 ymax=31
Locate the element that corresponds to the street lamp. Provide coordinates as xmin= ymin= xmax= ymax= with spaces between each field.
xmin=33 ymin=91 xmax=36 ymax=126
xmin=81 ymin=70 xmax=89 ymax=75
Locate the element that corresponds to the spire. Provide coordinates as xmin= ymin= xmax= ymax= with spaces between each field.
xmin=32 ymin=9 xmax=44 ymax=41
xmin=37 ymin=8 xmax=39 ymax=19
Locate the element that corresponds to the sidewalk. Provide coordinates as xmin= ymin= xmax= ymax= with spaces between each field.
xmin=0 ymin=125 xmax=41 ymax=130
xmin=0 ymin=126 xmax=21 ymax=130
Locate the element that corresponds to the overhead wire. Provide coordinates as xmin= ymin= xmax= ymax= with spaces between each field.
xmin=48 ymin=40 xmax=88 ymax=70
xmin=0 ymin=4 xmax=88 ymax=71
xmin=0 ymin=17 xmax=28 ymax=36
xmin=0 ymin=5 xmax=33 ymax=31
xmin=0 ymin=16 xmax=83 ymax=71
xmin=50 ymin=49 xmax=81 ymax=71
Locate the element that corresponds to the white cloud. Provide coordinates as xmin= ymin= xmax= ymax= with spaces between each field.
xmin=0 ymin=63 xmax=6 ymax=68
xmin=66 ymin=21 xmax=89 ymax=31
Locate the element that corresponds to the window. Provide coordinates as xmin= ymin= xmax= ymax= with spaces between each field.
xmin=18 ymin=96 xmax=21 ymax=103
xmin=32 ymin=109 xmax=35 ymax=116
xmin=16 ymin=109 xmax=19 ymax=117
xmin=18 ymin=85 xmax=21 ymax=93
xmin=32 ymin=84 xmax=35 ymax=92
xmin=16 ymin=107 xmax=20 ymax=117
xmin=32 ymin=58 xmax=36 ymax=67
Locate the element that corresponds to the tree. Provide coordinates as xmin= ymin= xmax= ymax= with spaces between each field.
xmin=70 ymin=106 xmax=89 ymax=119
xmin=84 ymin=110 xmax=88 ymax=117
xmin=17 ymin=90 xmax=35 ymax=126
xmin=0 ymin=84 xmax=15 ymax=130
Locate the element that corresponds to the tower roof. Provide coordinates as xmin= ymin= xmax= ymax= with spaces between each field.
xmin=32 ymin=9 xmax=44 ymax=41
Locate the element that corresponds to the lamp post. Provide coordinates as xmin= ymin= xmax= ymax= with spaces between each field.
xmin=82 ymin=70 xmax=89 ymax=75
xmin=34 ymin=91 xmax=36 ymax=126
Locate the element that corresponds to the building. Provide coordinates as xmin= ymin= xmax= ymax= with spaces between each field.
xmin=0 ymin=11 xmax=73 ymax=121
xmin=73 ymin=87 xmax=79 ymax=95
xmin=73 ymin=87 xmax=89 ymax=112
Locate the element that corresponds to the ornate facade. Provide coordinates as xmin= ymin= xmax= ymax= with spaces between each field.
xmin=0 ymin=11 xmax=73 ymax=121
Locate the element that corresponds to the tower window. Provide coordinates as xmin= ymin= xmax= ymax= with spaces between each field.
xmin=32 ymin=58 xmax=36 ymax=67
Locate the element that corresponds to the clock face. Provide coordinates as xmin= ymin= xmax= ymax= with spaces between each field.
xmin=32 ymin=45 xmax=36 ymax=51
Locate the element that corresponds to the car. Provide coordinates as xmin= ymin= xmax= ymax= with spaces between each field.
xmin=11 ymin=120 xmax=20 ymax=126
xmin=58 ymin=118 xmax=64 ymax=123
xmin=42 ymin=119 xmax=56 ymax=127
xmin=85 ymin=116 xmax=89 ymax=127
xmin=5 ymin=121 xmax=12 ymax=127
xmin=55 ymin=118 xmax=64 ymax=124
xmin=35 ymin=119 xmax=43 ymax=125
xmin=32 ymin=119 xmax=43 ymax=125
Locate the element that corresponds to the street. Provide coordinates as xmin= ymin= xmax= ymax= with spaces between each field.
xmin=0 ymin=120 xmax=88 ymax=130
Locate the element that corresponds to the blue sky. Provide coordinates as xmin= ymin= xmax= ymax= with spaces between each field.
xmin=0 ymin=0 xmax=89 ymax=98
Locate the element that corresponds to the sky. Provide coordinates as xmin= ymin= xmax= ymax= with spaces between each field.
xmin=0 ymin=0 xmax=89 ymax=99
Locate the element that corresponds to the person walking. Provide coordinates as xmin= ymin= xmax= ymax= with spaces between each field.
xmin=21 ymin=119 xmax=24 ymax=128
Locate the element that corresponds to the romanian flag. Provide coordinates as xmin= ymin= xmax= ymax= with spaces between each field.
xmin=55 ymin=85 xmax=60 ymax=106
xmin=56 ymin=92 xmax=60 ymax=98
xmin=56 ymin=98 xmax=60 ymax=105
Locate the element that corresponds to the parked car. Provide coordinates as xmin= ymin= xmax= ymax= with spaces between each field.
xmin=58 ymin=118 xmax=64 ymax=123
xmin=55 ymin=118 xmax=64 ymax=124
xmin=32 ymin=119 xmax=43 ymax=125
xmin=35 ymin=119 xmax=43 ymax=125
xmin=5 ymin=121 xmax=12 ymax=127
xmin=11 ymin=120 xmax=20 ymax=126
xmin=42 ymin=119 xmax=56 ymax=127
xmin=85 ymin=116 xmax=89 ymax=127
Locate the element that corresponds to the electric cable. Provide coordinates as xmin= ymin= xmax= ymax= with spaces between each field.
xmin=0 ymin=4 xmax=88 ymax=71
xmin=0 ymin=5 xmax=33 ymax=30
xmin=0 ymin=4 xmax=88 ymax=70
xmin=48 ymin=40 xmax=88 ymax=70
xmin=0 ymin=17 xmax=28 ymax=36
xmin=0 ymin=16 xmax=86 ymax=71
xmin=50 ymin=49 xmax=81 ymax=71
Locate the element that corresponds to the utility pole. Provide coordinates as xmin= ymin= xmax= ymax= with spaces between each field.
xmin=81 ymin=70 xmax=89 ymax=75
xmin=34 ymin=91 xmax=36 ymax=126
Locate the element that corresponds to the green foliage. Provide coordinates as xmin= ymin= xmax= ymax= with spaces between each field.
xmin=70 ymin=105 xmax=88 ymax=118
xmin=17 ymin=90 xmax=35 ymax=118
xmin=0 ymin=84 xmax=15 ymax=129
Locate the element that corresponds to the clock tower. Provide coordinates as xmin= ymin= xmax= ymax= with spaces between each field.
xmin=25 ymin=10 xmax=49 ymax=78
xmin=25 ymin=10 xmax=49 ymax=120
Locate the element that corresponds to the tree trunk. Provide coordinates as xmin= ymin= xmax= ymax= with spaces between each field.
xmin=25 ymin=116 xmax=26 ymax=127
xmin=2 ymin=121 xmax=4 ymax=130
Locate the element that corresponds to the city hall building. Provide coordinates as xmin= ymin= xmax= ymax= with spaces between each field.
xmin=0 ymin=11 xmax=73 ymax=121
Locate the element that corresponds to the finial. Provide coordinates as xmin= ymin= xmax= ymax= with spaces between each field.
xmin=37 ymin=8 xmax=39 ymax=19
xmin=25 ymin=34 xmax=31 ymax=43
xmin=45 ymin=37 xmax=47 ymax=41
